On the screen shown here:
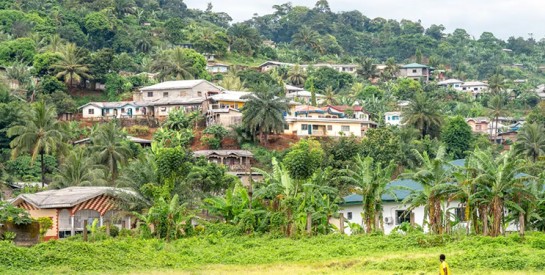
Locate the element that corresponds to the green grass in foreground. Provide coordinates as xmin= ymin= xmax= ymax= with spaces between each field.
xmin=2 ymin=232 xmax=545 ymax=274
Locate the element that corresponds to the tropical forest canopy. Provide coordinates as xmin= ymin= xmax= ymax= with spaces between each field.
xmin=0 ymin=0 xmax=543 ymax=82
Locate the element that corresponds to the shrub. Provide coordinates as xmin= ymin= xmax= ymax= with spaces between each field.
xmin=37 ymin=217 xmax=53 ymax=241
xmin=126 ymin=125 xmax=149 ymax=136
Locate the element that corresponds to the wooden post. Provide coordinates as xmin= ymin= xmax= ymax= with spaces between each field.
xmin=340 ymin=213 xmax=345 ymax=234
xmin=306 ymin=212 xmax=312 ymax=235
xmin=83 ymin=220 xmax=88 ymax=241
xmin=106 ymin=222 xmax=110 ymax=237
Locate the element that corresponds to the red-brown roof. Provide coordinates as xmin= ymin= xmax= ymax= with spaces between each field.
xmin=328 ymin=105 xmax=368 ymax=113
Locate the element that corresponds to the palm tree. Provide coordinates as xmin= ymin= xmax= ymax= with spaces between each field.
xmin=90 ymin=122 xmax=131 ymax=182
xmin=41 ymin=34 xmax=64 ymax=53
xmin=357 ymin=57 xmax=378 ymax=80
xmin=114 ymin=0 xmax=136 ymax=18
xmin=151 ymin=48 xmax=197 ymax=81
xmin=52 ymin=148 xmax=107 ymax=188
xmin=488 ymin=74 xmax=505 ymax=95
xmin=135 ymin=31 xmax=153 ymax=53
xmin=287 ymin=65 xmax=307 ymax=87
xmin=52 ymin=43 xmax=91 ymax=89
xmin=8 ymin=101 xmax=64 ymax=187
xmin=488 ymin=94 xmax=507 ymax=141
xmin=323 ymin=86 xmax=337 ymax=105
xmin=514 ymin=123 xmax=545 ymax=162
xmin=402 ymin=92 xmax=443 ymax=138
xmin=403 ymin=146 xmax=452 ymax=234
xmin=292 ymin=26 xmax=322 ymax=53
xmin=340 ymin=155 xmax=396 ymax=233
xmin=220 ymin=72 xmax=247 ymax=91
xmin=472 ymin=149 xmax=533 ymax=237
xmin=382 ymin=57 xmax=399 ymax=80
xmin=241 ymin=86 xmax=288 ymax=144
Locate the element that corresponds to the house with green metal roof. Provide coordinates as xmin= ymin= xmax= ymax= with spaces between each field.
xmin=339 ymin=159 xmax=467 ymax=235
xmin=399 ymin=63 xmax=431 ymax=82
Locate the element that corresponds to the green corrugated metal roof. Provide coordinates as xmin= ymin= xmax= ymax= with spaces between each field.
xmin=402 ymin=63 xmax=428 ymax=69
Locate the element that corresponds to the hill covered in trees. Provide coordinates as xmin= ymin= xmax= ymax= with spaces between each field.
xmin=0 ymin=0 xmax=544 ymax=84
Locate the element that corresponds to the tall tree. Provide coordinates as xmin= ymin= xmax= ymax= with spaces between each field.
xmin=514 ymin=123 xmax=545 ymax=162
xmin=356 ymin=57 xmax=378 ymax=80
xmin=52 ymin=148 xmax=106 ymax=188
xmin=241 ymin=85 xmax=288 ymax=144
xmin=287 ymin=65 xmax=307 ymax=87
xmin=52 ymin=43 xmax=91 ymax=89
xmin=488 ymin=74 xmax=505 ymax=95
xmin=90 ymin=122 xmax=131 ymax=182
xmin=8 ymin=101 xmax=64 ymax=187
xmin=488 ymin=94 xmax=507 ymax=140
xmin=151 ymin=48 xmax=199 ymax=81
xmin=441 ymin=116 xmax=472 ymax=159
xmin=402 ymin=92 xmax=443 ymax=138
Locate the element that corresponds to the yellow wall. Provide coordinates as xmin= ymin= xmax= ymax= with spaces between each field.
xmin=28 ymin=209 xmax=58 ymax=238
xmin=218 ymin=101 xmax=245 ymax=109
xmin=285 ymin=120 xmax=364 ymax=137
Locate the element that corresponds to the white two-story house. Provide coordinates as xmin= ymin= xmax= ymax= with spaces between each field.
xmin=80 ymin=80 xmax=223 ymax=119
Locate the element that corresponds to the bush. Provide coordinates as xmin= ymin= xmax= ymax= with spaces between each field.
xmin=201 ymin=135 xmax=221 ymax=149
xmin=125 ymin=125 xmax=149 ymax=136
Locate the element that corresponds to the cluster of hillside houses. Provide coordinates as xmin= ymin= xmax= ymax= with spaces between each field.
xmin=78 ymin=79 xmax=379 ymax=138
xmin=6 ymin=61 xmax=530 ymax=240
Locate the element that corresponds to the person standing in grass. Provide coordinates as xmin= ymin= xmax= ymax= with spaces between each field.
xmin=439 ymin=254 xmax=451 ymax=275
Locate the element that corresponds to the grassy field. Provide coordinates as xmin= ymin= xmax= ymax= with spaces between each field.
xmin=2 ymin=232 xmax=545 ymax=274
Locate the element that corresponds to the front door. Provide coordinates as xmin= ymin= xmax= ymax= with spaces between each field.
xmin=308 ymin=124 xmax=312 ymax=135
xmin=127 ymin=108 xmax=133 ymax=117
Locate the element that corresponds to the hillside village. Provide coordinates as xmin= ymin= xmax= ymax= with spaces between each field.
xmin=2 ymin=2 xmax=545 ymax=270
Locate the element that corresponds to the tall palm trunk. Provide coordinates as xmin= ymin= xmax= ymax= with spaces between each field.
xmin=518 ymin=212 xmax=525 ymax=237
xmin=40 ymin=151 xmax=45 ymax=188
xmin=465 ymin=202 xmax=471 ymax=235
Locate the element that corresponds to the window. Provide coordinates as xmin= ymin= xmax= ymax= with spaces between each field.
xmin=88 ymin=109 xmax=94 ymax=115
xmin=198 ymin=91 xmax=203 ymax=97
xmin=163 ymin=92 xmax=168 ymax=98
xmin=396 ymin=210 xmax=411 ymax=225
xmin=136 ymin=107 xmax=140 ymax=112
xmin=341 ymin=125 xmax=350 ymax=132
xmin=455 ymin=207 xmax=466 ymax=222
xmin=474 ymin=88 xmax=478 ymax=91
xmin=147 ymin=92 xmax=153 ymax=97
xmin=392 ymin=116 xmax=399 ymax=120
xmin=284 ymin=124 xmax=289 ymax=130
xmin=104 ymin=109 xmax=109 ymax=114
xmin=412 ymin=69 xmax=417 ymax=73
xmin=347 ymin=212 xmax=353 ymax=220
xmin=387 ymin=116 xmax=391 ymax=121
xmin=301 ymin=124 xmax=308 ymax=130
xmin=160 ymin=107 xmax=167 ymax=112
xmin=121 ymin=108 xmax=125 ymax=113
xmin=476 ymin=125 xmax=482 ymax=130
xmin=327 ymin=125 xmax=332 ymax=131
xmin=312 ymin=125 xmax=319 ymax=130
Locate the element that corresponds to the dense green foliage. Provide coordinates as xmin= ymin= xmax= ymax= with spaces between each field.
xmin=2 ymin=233 xmax=545 ymax=274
